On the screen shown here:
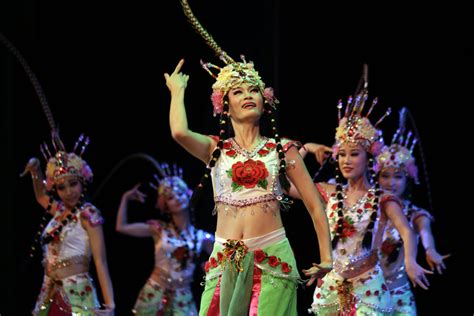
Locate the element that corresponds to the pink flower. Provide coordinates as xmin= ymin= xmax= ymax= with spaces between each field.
xmin=211 ymin=90 xmax=224 ymax=116
xmin=406 ymin=163 xmax=419 ymax=183
xmin=263 ymin=87 xmax=274 ymax=103
xmin=370 ymin=141 xmax=384 ymax=156
xmin=81 ymin=164 xmax=93 ymax=181
xmin=331 ymin=145 xmax=339 ymax=159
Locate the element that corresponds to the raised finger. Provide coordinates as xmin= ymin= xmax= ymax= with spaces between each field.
xmin=173 ymin=59 xmax=185 ymax=74
xmin=422 ymin=267 xmax=434 ymax=275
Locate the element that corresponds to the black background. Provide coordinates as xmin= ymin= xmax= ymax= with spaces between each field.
xmin=1 ymin=1 xmax=471 ymax=314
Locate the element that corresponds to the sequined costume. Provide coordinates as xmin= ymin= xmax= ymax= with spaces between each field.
xmin=310 ymin=184 xmax=402 ymax=315
xmin=33 ymin=202 xmax=103 ymax=315
xmin=132 ymin=220 xmax=213 ymax=316
xmin=380 ymin=200 xmax=432 ymax=315
xmin=199 ymin=137 xmax=301 ymax=316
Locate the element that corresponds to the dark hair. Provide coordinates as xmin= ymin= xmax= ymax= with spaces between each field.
xmin=189 ymin=93 xmax=291 ymax=209
xmin=332 ymin=152 xmax=381 ymax=250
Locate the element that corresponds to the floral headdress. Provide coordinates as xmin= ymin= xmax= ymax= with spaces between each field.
xmin=202 ymin=56 xmax=278 ymax=116
xmin=180 ymin=0 xmax=279 ymax=116
xmin=375 ymin=108 xmax=419 ymax=183
xmin=331 ymin=65 xmax=391 ymax=251
xmin=332 ymin=65 xmax=391 ymax=157
xmin=150 ymin=162 xmax=192 ymax=210
xmin=43 ymin=134 xmax=93 ymax=191
xmin=179 ymin=0 xmax=291 ymax=207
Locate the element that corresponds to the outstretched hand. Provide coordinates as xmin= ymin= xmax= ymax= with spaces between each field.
xmin=302 ymin=262 xmax=333 ymax=287
xmin=405 ymin=261 xmax=433 ymax=290
xmin=164 ymin=59 xmax=189 ymax=94
xmin=122 ymin=184 xmax=147 ymax=203
xmin=426 ymin=249 xmax=450 ymax=274
xmin=302 ymin=143 xmax=332 ymax=165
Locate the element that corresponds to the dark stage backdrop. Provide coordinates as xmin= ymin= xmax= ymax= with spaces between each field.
xmin=2 ymin=1 xmax=471 ymax=315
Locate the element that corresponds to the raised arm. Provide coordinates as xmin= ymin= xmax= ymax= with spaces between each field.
xmin=22 ymin=157 xmax=58 ymax=215
xmin=414 ymin=215 xmax=450 ymax=274
xmin=285 ymin=147 xmax=332 ymax=270
xmin=164 ymin=59 xmax=216 ymax=164
xmin=384 ymin=201 xmax=433 ymax=289
xmin=116 ymin=184 xmax=153 ymax=237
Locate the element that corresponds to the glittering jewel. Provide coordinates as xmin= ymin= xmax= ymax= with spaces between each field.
xmin=230 ymin=137 xmax=269 ymax=159
xmin=341 ymin=185 xmax=375 ymax=213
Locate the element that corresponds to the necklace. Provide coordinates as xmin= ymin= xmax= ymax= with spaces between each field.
xmin=230 ymin=136 xmax=268 ymax=158
xmin=341 ymin=185 xmax=375 ymax=213
xmin=41 ymin=203 xmax=81 ymax=245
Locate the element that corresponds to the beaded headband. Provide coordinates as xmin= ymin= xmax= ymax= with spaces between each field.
xmin=149 ymin=162 xmax=192 ymax=210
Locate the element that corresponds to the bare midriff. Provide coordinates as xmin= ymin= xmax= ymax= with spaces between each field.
xmin=45 ymin=255 xmax=89 ymax=280
xmin=214 ymin=200 xmax=284 ymax=239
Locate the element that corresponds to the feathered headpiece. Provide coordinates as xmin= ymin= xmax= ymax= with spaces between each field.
xmin=375 ymin=107 xmax=419 ymax=183
xmin=149 ymin=162 xmax=192 ymax=210
xmin=180 ymin=0 xmax=279 ymax=116
xmin=332 ymin=64 xmax=390 ymax=157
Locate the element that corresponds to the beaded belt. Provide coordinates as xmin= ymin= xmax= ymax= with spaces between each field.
xmin=334 ymin=251 xmax=378 ymax=280
xmin=150 ymin=267 xmax=193 ymax=290
xmin=45 ymin=255 xmax=89 ymax=279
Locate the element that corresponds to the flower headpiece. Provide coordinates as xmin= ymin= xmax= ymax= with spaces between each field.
xmin=180 ymin=0 xmax=278 ymax=116
xmin=150 ymin=162 xmax=192 ymax=210
xmin=332 ymin=65 xmax=391 ymax=157
xmin=42 ymin=134 xmax=93 ymax=191
xmin=202 ymin=56 xmax=278 ymax=116
xmin=375 ymin=108 xmax=419 ymax=183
